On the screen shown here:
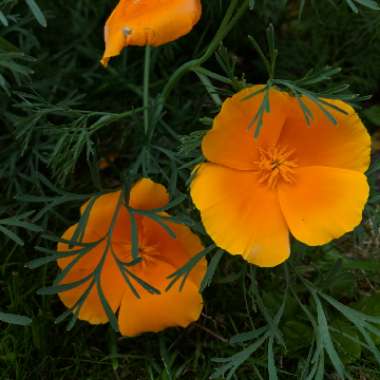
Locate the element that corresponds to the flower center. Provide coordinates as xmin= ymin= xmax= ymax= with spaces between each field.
xmin=138 ymin=242 xmax=172 ymax=267
xmin=253 ymin=146 xmax=298 ymax=189
xmin=112 ymin=240 xmax=159 ymax=264
xmin=139 ymin=244 xmax=158 ymax=259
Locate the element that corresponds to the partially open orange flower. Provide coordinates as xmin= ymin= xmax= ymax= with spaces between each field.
xmin=101 ymin=0 xmax=202 ymax=66
xmin=56 ymin=178 xmax=206 ymax=336
xmin=190 ymin=86 xmax=371 ymax=267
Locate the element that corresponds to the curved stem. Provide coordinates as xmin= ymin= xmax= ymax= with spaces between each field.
xmin=151 ymin=0 xmax=249 ymax=132
xmin=143 ymin=45 xmax=151 ymax=135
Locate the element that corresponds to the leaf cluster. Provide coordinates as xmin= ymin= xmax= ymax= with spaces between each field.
xmin=0 ymin=1 xmax=380 ymax=379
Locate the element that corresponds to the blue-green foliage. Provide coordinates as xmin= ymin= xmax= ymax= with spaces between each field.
xmin=0 ymin=0 xmax=380 ymax=379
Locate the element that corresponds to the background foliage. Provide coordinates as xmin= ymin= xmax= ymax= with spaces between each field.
xmin=1 ymin=0 xmax=380 ymax=379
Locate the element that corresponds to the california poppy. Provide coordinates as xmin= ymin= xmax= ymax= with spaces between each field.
xmin=57 ymin=178 xmax=206 ymax=336
xmin=101 ymin=0 xmax=202 ymax=66
xmin=190 ymin=86 xmax=371 ymax=267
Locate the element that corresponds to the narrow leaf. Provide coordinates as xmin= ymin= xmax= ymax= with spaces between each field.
xmin=25 ymin=0 xmax=47 ymax=27
xmin=0 ymin=312 xmax=32 ymax=326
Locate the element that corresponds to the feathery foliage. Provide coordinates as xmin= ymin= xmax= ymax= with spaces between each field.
xmin=1 ymin=0 xmax=380 ymax=379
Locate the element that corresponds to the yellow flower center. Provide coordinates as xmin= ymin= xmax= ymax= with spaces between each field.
xmin=254 ymin=146 xmax=298 ymax=189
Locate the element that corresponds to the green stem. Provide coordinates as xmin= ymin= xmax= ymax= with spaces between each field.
xmin=91 ymin=107 xmax=145 ymax=134
xmin=151 ymin=0 xmax=249 ymax=132
xmin=143 ymin=45 xmax=151 ymax=135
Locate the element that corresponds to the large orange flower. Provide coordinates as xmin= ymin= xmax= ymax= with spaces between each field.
xmin=56 ymin=178 xmax=206 ymax=336
xmin=101 ymin=0 xmax=202 ymax=66
xmin=190 ymin=86 xmax=371 ymax=267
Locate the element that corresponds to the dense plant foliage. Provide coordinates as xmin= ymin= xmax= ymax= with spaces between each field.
xmin=1 ymin=0 xmax=380 ymax=379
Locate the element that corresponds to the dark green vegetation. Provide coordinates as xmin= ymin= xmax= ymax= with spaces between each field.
xmin=1 ymin=0 xmax=380 ymax=379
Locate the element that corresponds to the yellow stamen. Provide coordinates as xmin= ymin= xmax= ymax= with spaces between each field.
xmin=254 ymin=146 xmax=298 ymax=189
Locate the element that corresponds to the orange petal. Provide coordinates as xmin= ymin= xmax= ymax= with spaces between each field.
xmin=190 ymin=163 xmax=290 ymax=267
xmin=279 ymin=96 xmax=371 ymax=172
xmin=129 ymin=178 xmax=169 ymax=210
xmin=101 ymin=0 xmax=202 ymax=66
xmin=58 ymin=243 xmax=127 ymax=325
xmin=58 ymin=275 xmax=106 ymax=324
xmin=118 ymin=261 xmax=203 ymax=336
xmin=79 ymin=191 xmax=131 ymax=243
xmin=202 ymin=86 xmax=288 ymax=170
xmin=140 ymin=214 xmax=206 ymax=284
xmin=57 ymin=224 xmax=103 ymax=270
xmin=278 ymin=166 xmax=369 ymax=246
xmin=76 ymin=178 xmax=170 ymax=244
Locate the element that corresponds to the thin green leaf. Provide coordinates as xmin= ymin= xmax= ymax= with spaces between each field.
xmin=0 ymin=312 xmax=32 ymax=326
xmin=200 ymin=249 xmax=224 ymax=291
xmin=97 ymin=280 xmax=119 ymax=332
xmin=268 ymin=337 xmax=278 ymax=380
xmin=0 ymin=11 xmax=8 ymax=27
xmin=129 ymin=210 xmax=140 ymax=260
xmin=37 ymin=274 xmax=92 ymax=295
xmin=25 ymin=0 xmax=47 ymax=27
xmin=0 ymin=225 xmax=24 ymax=246
xmin=312 ymin=292 xmax=346 ymax=378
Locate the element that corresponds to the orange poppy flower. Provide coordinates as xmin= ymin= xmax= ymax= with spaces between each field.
xmin=56 ymin=178 xmax=206 ymax=336
xmin=101 ymin=0 xmax=202 ymax=66
xmin=190 ymin=86 xmax=371 ymax=267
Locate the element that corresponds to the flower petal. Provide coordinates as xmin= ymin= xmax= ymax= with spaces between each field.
xmin=202 ymin=86 xmax=288 ymax=170
xmin=78 ymin=178 xmax=169 ymax=244
xmin=129 ymin=178 xmax=169 ymax=210
xmin=278 ymin=166 xmax=369 ymax=246
xmin=57 ymin=224 xmax=102 ymax=270
xmin=101 ymin=0 xmax=202 ymax=66
xmin=190 ymin=163 xmax=290 ymax=267
xmin=118 ymin=261 xmax=203 ymax=336
xmin=79 ymin=191 xmax=130 ymax=243
xmin=58 ymin=243 xmax=126 ymax=325
xmin=140 ymin=214 xmax=206 ymax=284
xmin=58 ymin=275 xmax=107 ymax=324
xmin=279 ymin=96 xmax=371 ymax=172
